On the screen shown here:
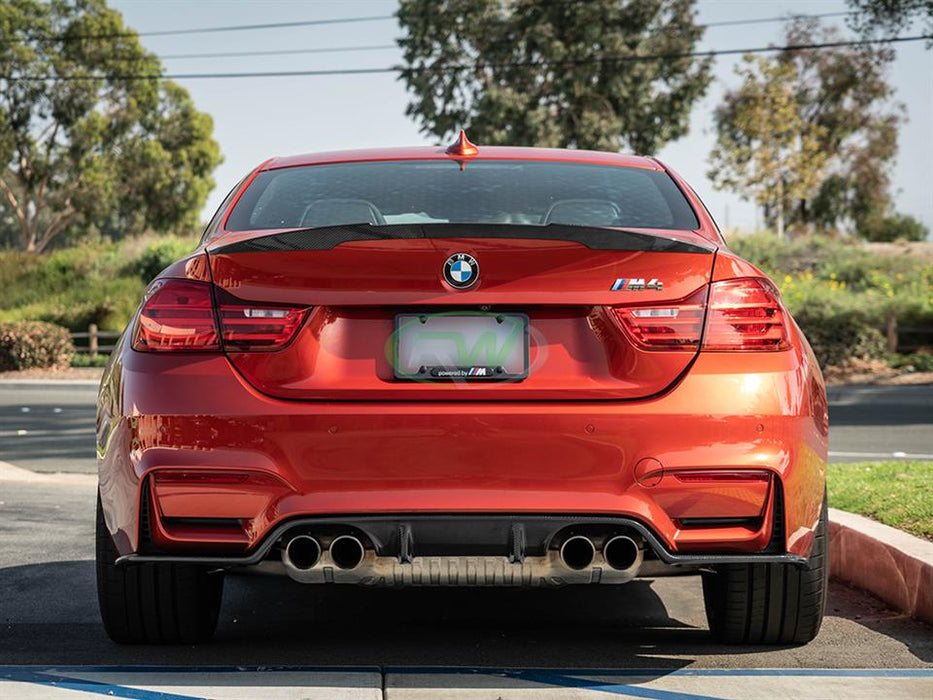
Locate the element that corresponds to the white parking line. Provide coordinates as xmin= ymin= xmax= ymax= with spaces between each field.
xmin=2 ymin=668 xmax=931 ymax=700
xmin=0 ymin=670 xmax=382 ymax=700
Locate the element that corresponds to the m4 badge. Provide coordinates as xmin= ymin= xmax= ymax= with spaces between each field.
xmin=611 ymin=278 xmax=664 ymax=291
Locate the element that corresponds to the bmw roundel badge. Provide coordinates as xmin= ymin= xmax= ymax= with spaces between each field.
xmin=443 ymin=253 xmax=479 ymax=289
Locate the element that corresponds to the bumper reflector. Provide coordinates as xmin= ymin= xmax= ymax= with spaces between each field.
xmin=672 ymin=470 xmax=771 ymax=483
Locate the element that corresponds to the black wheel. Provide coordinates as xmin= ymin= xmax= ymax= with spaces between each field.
xmin=96 ymin=494 xmax=224 ymax=644
xmin=701 ymin=494 xmax=828 ymax=645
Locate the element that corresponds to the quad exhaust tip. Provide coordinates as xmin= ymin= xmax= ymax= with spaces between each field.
xmin=283 ymin=535 xmax=321 ymax=571
xmin=284 ymin=531 xmax=638 ymax=579
xmin=329 ymin=535 xmax=365 ymax=570
xmin=559 ymin=535 xmax=596 ymax=570
xmin=603 ymin=535 xmax=640 ymax=571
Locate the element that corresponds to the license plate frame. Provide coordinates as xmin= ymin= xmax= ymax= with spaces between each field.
xmin=394 ymin=312 xmax=530 ymax=381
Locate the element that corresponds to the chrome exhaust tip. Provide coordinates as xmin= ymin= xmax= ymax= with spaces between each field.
xmin=559 ymin=535 xmax=596 ymax=570
xmin=603 ymin=535 xmax=643 ymax=572
xmin=329 ymin=535 xmax=365 ymax=570
xmin=283 ymin=535 xmax=321 ymax=571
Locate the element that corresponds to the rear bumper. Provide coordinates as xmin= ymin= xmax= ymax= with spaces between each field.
xmin=118 ymin=512 xmax=807 ymax=569
xmin=97 ymin=331 xmax=828 ymax=561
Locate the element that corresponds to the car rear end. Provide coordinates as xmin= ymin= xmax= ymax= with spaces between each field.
xmin=96 ymin=146 xmax=828 ymax=645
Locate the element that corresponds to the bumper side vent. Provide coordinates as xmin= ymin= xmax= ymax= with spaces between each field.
xmin=138 ymin=478 xmax=154 ymax=553
xmin=763 ymin=477 xmax=787 ymax=554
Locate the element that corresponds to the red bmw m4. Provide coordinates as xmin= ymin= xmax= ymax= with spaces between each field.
xmin=96 ymin=134 xmax=829 ymax=645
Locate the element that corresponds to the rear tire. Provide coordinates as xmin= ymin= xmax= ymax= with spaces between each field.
xmin=701 ymin=494 xmax=828 ymax=645
xmin=96 ymin=494 xmax=223 ymax=644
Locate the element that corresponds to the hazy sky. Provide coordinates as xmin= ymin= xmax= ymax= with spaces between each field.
xmin=112 ymin=0 xmax=933 ymax=232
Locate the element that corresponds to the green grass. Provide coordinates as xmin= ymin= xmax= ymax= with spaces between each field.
xmin=828 ymin=461 xmax=933 ymax=540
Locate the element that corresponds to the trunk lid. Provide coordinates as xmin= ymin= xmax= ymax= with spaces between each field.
xmin=208 ymin=225 xmax=716 ymax=401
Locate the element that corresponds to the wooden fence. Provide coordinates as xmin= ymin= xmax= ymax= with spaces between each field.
xmin=894 ymin=326 xmax=933 ymax=354
xmin=71 ymin=324 xmax=122 ymax=357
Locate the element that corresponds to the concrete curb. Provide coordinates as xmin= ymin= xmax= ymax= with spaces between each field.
xmin=0 ymin=379 xmax=99 ymax=387
xmin=0 ymin=460 xmax=49 ymax=482
xmin=829 ymin=507 xmax=933 ymax=624
xmin=0 ymin=460 xmax=97 ymax=485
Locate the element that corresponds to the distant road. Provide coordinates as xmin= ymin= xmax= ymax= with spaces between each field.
xmin=0 ymin=382 xmax=97 ymax=473
xmin=827 ymin=384 xmax=933 ymax=462
xmin=0 ymin=381 xmax=930 ymax=474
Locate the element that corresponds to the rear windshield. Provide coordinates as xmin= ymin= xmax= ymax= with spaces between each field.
xmin=225 ymin=160 xmax=699 ymax=232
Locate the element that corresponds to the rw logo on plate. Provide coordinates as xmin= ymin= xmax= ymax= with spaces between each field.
xmin=444 ymin=253 xmax=479 ymax=289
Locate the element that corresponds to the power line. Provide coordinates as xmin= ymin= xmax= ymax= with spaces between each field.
xmin=150 ymin=12 xmax=854 ymax=63
xmin=5 ymin=34 xmax=928 ymax=81
xmin=140 ymin=14 xmax=395 ymax=37
xmin=5 ymin=9 xmax=855 ymax=46
xmin=703 ymin=11 xmax=852 ymax=28
xmin=9 ymin=14 xmax=396 ymax=43
xmin=159 ymin=45 xmax=398 ymax=60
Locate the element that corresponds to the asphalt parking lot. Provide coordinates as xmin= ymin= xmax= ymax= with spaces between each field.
xmin=1 ymin=380 xmax=931 ymax=698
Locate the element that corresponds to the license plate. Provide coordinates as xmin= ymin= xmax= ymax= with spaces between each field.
xmin=394 ymin=312 xmax=529 ymax=381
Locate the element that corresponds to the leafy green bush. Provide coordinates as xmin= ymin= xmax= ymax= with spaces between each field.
xmin=0 ymin=321 xmax=75 ymax=371
xmin=889 ymin=352 xmax=933 ymax=373
xmin=731 ymin=233 xmax=933 ymax=364
xmin=780 ymin=270 xmax=925 ymax=367
xmin=71 ymin=352 xmax=111 ymax=368
xmin=132 ymin=236 xmax=195 ymax=282
xmin=0 ymin=236 xmax=193 ymax=334
xmin=0 ymin=275 xmax=143 ymax=331
xmin=860 ymin=214 xmax=930 ymax=243
xmin=794 ymin=311 xmax=887 ymax=368
xmin=0 ymin=244 xmax=145 ymax=331
xmin=729 ymin=234 xmax=844 ymax=276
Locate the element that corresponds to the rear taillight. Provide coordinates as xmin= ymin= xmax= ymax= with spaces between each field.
xmin=133 ymin=279 xmax=307 ymax=353
xmin=217 ymin=298 xmax=307 ymax=350
xmin=610 ymin=289 xmax=706 ymax=350
xmin=610 ymin=277 xmax=790 ymax=352
xmin=703 ymin=277 xmax=789 ymax=351
xmin=133 ymin=279 xmax=219 ymax=352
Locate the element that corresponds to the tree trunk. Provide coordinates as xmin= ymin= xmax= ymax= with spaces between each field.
xmin=885 ymin=313 xmax=898 ymax=354
xmin=776 ymin=179 xmax=785 ymax=240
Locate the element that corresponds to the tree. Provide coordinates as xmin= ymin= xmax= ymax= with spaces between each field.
xmin=708 ymin=21 xmax=904 ymax=237
xmin=0 ymin=0 xmax=221 ymax=252
xmin=782 ymin=21 xmax=903 ymax=235
xmin=396 ymin=0 xmax=712 ymax=154
xmin=707 ymin=57 xmax=828 ymax=239
xmin=847 ymin=0 xmax=933 ymax=43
